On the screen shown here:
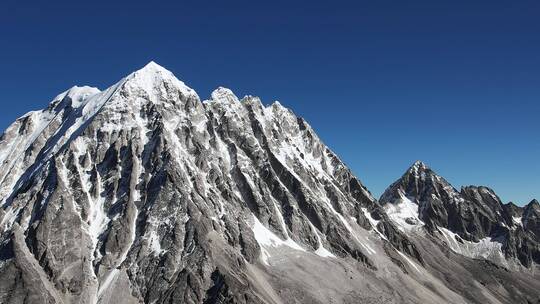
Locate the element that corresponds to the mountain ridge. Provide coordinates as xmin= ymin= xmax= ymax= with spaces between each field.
xmin=0 ymin=62 xmax=539 ymax=304
xmin=380 ymin=160 xmax=540 ymax=268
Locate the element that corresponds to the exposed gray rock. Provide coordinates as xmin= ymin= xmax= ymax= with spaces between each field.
xmin=524 ymin=199 xmax=540 ymax=238
xmin=380 ymin=161 xmax=540 ymax=269
xmin=0 ymin=62 xmax=538 ymax=304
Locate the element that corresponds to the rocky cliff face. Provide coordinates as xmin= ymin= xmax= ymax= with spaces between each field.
xmin=0 ymin=63 xmax=538 ymax=304
xmin=380 ymin=161 xmax=540 ymax=268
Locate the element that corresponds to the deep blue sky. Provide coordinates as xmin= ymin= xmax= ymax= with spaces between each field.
xmin=1 ymin=0 xmax=539 ymax=205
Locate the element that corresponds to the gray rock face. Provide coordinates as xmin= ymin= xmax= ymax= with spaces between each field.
xmin=380 ymin=161 xmax=540 ymax=268
xmin=0 ymin=63 xmax=539 ymax=304
xmin=524 ymin=200 xmax=540 ymax=237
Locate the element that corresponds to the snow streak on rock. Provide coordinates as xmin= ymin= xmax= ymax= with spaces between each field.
xmin=1 ymin=62 xmax=539 ymax=304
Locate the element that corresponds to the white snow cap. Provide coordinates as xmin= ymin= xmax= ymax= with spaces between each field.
xmin=134 ymin=61 xmax=171 ymax=75
xmin=124 ymin=61 xmax=198 ymax=99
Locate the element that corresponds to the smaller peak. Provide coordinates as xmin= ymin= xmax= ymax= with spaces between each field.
xmin=271 ymin=100 xmax=284 ymax=108
xmin=461 ymin=185 xmax=484 ymax=191
xmin=505 ymin=201 xmax=519 ymax=207
xmin=53 ymin=86 xmax=100 ymax=102
xmin=268 ymin=101 xmax=288 ymax=113
xmin=210 ymin=87 xmax=239 ymax=104
xmin=51 ymin=86 xmax=101 ymax=108
xmin=524 ymin=199 xmax=540 ymax=217
xmin=213 ymin=86 xmax=233 ymax=94
xmin=461 ymin=185 xmax=500 ymax=201
xmin=528 ymin=199 xmax=539 ymax=207
xmin=240 ymin=95 xmax=263 ymax=107
xmin=66 ymin=85 xmax=100 ymax=96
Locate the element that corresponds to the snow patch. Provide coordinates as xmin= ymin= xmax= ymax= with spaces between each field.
xmin=148 ymin=230 xmax=163 ymax=255
xmin=361 ymin=208 xmax=388 ymax=241
xmin=315 ymin=245 xmax=335 ymax=258
xmin=87 ymin=172 xmax=110 ymax=250
xmin=307 ymin=221 xmax=335 ymax=258
xmin=251 ymin=214 xmax=305 ymax=265
xmin=383 ymin=189 xmax=424 ymax=232
xmin=438 ymin=227 xmax=506 ymax=264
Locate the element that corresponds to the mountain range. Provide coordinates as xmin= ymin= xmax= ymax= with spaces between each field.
xmin=0 ymin=62 xmax=538 ymax=304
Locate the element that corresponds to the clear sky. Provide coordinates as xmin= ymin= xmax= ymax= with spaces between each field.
xmin=1 ymin=0 xmax=539 ymax=205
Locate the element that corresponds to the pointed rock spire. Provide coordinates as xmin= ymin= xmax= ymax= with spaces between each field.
xmin=380 ymin=160 xmax=458 ymax=205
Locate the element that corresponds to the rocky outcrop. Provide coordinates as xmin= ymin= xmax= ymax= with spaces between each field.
xmin=523 ymin=200 xmax=540 ymax=238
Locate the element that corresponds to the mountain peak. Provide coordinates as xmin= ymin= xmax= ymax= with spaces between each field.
xmin=409 ymin=160 xmax=429 ymax=173
xmin=413 ymin=160 xmax=426 ymax=166
xmin=123 ymin=61 xmax=198 ymax=100
xmin=401 ymin=160 xmax=437 ymax=182
xmin=2 ymin=62 xmax=540 ymax=303
xmin=129 ymin=61 xmax=175 ymax=80
xmin=526 ymin=199 xmax=540 ymax=209
xmin=380 ymin=160 xmax=458 ymax=207
xmin=137 ymin=60 xmax=169 ymax=73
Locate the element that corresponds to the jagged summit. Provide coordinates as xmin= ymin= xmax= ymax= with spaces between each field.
xmin=122 ymin=61 xmax=198 ymax=100
xmin=0 ymin=62 xmax=397 ymax=304
xmin=410 ymin=160 xmax=428 ymax=170
xmin=1 ymin=63 xmax=540 ymax=304
xmin=380 ymin=160 xmax=458 ymax=206
xmin=50 ymin=61 xmax=173 ymax=106
xmin=406 ymin=160 xmax=435 ymax=178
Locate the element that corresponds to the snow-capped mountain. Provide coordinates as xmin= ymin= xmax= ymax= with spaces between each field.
xmin=0 ymin=62 xmax=538 ymax=304
xmin=380 ymin=161 xmax=540 ymax=268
